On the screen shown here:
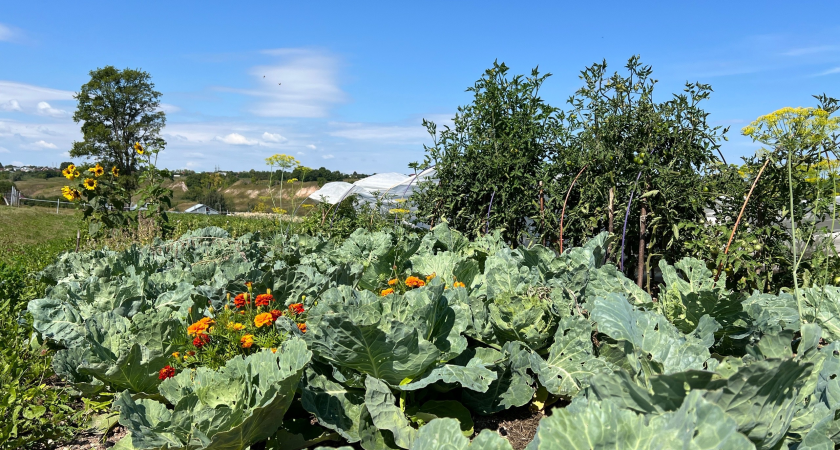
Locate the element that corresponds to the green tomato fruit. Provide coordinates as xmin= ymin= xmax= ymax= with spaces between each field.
xmin=753 ymin=244 xmax=763 ymax=251
xmin=703 ymin=186 xmax=709 ymax=192
xmin=833 ymin=275 xmax=840 ymax=285
xmin=640 ymin=152 xmax=647 ymax=158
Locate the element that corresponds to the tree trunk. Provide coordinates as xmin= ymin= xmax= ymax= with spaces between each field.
xmin=637 ymin=203 xmax=647 ymax=288
xmin=606 ymin=187 xmax=615 ymax=262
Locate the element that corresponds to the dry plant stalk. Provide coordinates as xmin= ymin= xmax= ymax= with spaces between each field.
xmin=714 ymin=158 xmax=772 ymax=282
xmin=559 ymin=165 xmax=589 ymax=253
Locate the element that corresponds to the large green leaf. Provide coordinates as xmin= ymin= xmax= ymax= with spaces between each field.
xmin=526 ymin=391 xmax=752 ymax=449
xmin=301 ymin=365 xmax=367 ymax=443
xmin=590 ymin=293 xmax=718 ymax=375
xmin=364 ymin=376 xmax=417 ymax=449
xmin=462 ymin=342 xmax=534 ymax=415
xmin=529 ymin=315 xmax=613 ymax=397
xmin=407 ymin=418 xmax=511 ymax=450
xmin=116 ymin=338 xmax=311 ymax=450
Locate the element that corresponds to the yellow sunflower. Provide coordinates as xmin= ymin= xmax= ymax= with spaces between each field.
xmin=88 ymin=163 xmax=105 ymax=177
xmin=111 ymin=166 xmax=119 ymax=177
xmin=62 ymin=164 xmax=78 ymax=180
xmin=83 ymin=178 xmax=97 ymax=190
xmin=134 ymin=142 xmax=145 ymax=155
xmin=61 ymin=186 xmax=81 ymax=201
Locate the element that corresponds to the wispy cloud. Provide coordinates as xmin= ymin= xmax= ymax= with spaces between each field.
xmin=0 ymin=81 xmax=74 ymax=114
xmin=36 ymin=101 xmax=68 ymax=117
xmin=218 ymin=48 xmax=348 ymax=118
xmin=814 ymin=67 xmax=840 ymax=77
xmin=0 ymin=23 xmax=19 ymax=42
xmin=781 ymin=45 xmax=839 ymax=56
xmin=216 ymin=133 xmax=258 ymax=145
xmin=322 ymin=154 xmax=334 ymax=159
xmin=262 ymin=132 xmax=287 ymax=143
xmin=0 ymin=100 xmax=21 ymax=111
xmin=33 ymin=140 xmax=57 ymax=149
xmin=328 ymin=122 xmax=430 ymax=144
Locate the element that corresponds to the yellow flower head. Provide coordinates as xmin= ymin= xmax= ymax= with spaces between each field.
xmin=388 ymin=278 xmax=398 ymax=286
xmin=83 ymin=178 xmax=97 ymax=190
xmin=62 ymin=164 xmax=78 ymax=180
xmin=453 ymin=281 xmax=466 ymax=288
xmin=171 ymin=352 xmax=180 ymax=359
xmin=227 ymin=322 xmax=246 ymax=331
xmin=187 ymin=317 xmax=215 ymax=336
xmin=111 ymin=166 xmax=119 ymax=177
xmin=425 ymin=273 xmax=436 ymax=282
xmin=61 ymin=186 xmax=81 ymax=201
xmin=89 ymin=163 xmax=105 ymax=177
xmin=380 ymin=288 xmax=394 ymax=296
xmin=389 ymin=208 xmax=410 ymax=215
xmin=134 ymin=142 xmax=145 ymax=155
xmin=240 ymin=334 xmax=255 ymax=348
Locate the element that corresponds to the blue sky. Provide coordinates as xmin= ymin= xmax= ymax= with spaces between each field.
xmin=1 ymin=1 xmax=839 ymax=174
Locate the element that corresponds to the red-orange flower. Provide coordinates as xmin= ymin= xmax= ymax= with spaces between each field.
xmin=270 ymin=309 xmax=283 ymax=321
xmin=241 ymin=334 xmax=254 ymax=348
xmin=405 ymin=276 xmax=425 ymax=288
xmin=158 ymin=365 xmax=175 ymax=380
xmin=425 ymin=273 xmax=436 ymax=282
xmin=453 ymin=281 xmax=466 ymax=288
xmin=255 ymin=293 xmax=275 ymax=307
xmin=380 ymin=288 xmax=394 ymax=297
xmin=187 ymin=317 xmax=214 ymax=336
xmin=245 ymin=281 xmax=253 ymax=290
xmin=193 ymin=334 xmax=211 ymax=348
xmin=289 ymin=303 xmax=305 ymax=315
xmin=297 ymin=323 xmax=307 ymax=333
xmin=388 ymin=278 xmax=398 ymax=286
xmin=234 ymin=293 xmax=250 ymax=308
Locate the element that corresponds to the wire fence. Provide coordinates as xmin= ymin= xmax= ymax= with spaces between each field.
xmin=3 ymin=186 xmax=88 ymax=212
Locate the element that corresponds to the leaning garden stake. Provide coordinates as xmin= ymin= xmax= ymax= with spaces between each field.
xmin=559 ymin=165 xmax=588 ymax=253
xmin=714 ymin=158 xmax=772 ymax=282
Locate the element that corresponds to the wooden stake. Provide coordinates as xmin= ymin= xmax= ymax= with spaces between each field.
xmin=559 ymin=165 xmax=588 ymax=253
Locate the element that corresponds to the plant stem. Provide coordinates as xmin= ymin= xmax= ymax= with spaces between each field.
xmin=559 ymin=165 xmax=588 ymax=253
xmin=620 ymin=171 xmax=643 ymax=271
xmin=787 ymin=146 xmax=804 ymax=322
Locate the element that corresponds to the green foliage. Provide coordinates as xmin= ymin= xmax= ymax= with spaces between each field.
xmin=71 ymin=66 xmax=166 ymax=180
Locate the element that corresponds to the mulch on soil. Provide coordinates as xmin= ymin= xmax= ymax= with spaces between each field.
xmin=473 ymin=406 xmax=546 ymax=450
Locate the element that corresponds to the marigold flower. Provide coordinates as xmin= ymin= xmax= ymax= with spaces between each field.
xmin=227 ymin=322 xmax=246 ymax=331
xmin=297 ymin=323 xmax=307 ymax=333
xmin=186 ymin=351 xmax=195 ymax=356
xmin=62 ymin=164 xmax=78 ymax=180
xmin=83 ymin=178 xmax=97 ymax=190
xmin=158 ymin=365 xmax=176 ymax=380
xmin=380 ymin=288 xmax=394 ymax=296
xmin=171 ymin=352 xmax=180 ymax=359
xmin=288 ymin=303 xmax=305 ymax=315
xmin=271 ymin=348 xmax=277 ymax=353
xmin=241 ymin=334 xmax=255 ymax=348
xmin=134 ymin=142 xmax=145 ymax=155
xmin=111 ymin=166 xmax=119 ymax=177
xmin=388 ymin=278 xmax=398 ymax=286
xmin=254 ymin=312 xmax=275 ymax=328
xmin=255 ymin=293 xmax=275 ymax=306
xmin=234 ymin=293 xmax=250 ymax=308
xmin=193 ymin=333 xmax=210 ymax=348
xmin=89 ymin=163 xmax=105 ymax=177
xmin=187 ymin=317 xmax=215 ymax=336
xmin=405 ymin=276 xmax=425 ymax=288
xmin=453 ymin=281 xmax=466 ymax=288
xmin=270 ymin=309 xmax=283 ymax=321
xmin=245 ymin=281 xmax=253 ymax=290
xmin=426 ymin=273 xmax=436 ymax=282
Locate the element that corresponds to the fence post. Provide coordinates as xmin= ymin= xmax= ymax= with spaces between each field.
xmin=57 ymin=199 xmax=60 ymax=214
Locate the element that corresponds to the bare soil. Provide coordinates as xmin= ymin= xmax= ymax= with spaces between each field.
xmin=473 ymin=405 xmax=547 ymax=450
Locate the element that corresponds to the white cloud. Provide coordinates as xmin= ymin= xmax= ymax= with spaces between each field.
xmin=33 ymin=140 xmax=58 ymax=149
xmin=306 ymin=144 xmax=317 ymax=150
xmin=0 ymin=147 xmax=9 ymax=153
xmin=0 ymin=81 xmax=74 ymax=113
xmin=216 ymin=133 xmax=257 ymax=145
xmin=261 ymin=132 xmax=287 ymax=143
xmin=0 ymin=23 xmax=18 ymax=42
xmin=219 ymin=49 xmax=348 ymax=118
xmin=328 ymin=122 xmax=431 ymax=144
xmin=815 ymin=67 xmax=840 ymax=77
xmin=1 ymin=100 xmax=21 ymax=111
xmin=36 ymin=101 xmax=68 ymax=117
xmin=158 ymin=103 xmax=181 ymax=114
xmin=322 ymin=154 xmax=334 ymax=159
xmin=11 ymin=161 xmax=23 ymax=166
xmin=297 ymin=151 xmax=304 ymax=155
xmin=782 ymin=45 xmax=839 ymax=56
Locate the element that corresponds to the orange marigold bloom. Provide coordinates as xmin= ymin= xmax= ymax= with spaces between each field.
xmin=234 ymin=293 xmax=250 ymax=308
xmin=425 ymin=273 xmax=436 ymax=282
xmin=193 ymin=333 xmax=210 ymax=348
xmin=171 ymin=352 xmax=180 ymax=359
xmin=158 ymin=365 xmax=175 ymax=380
xmin=270 ymin=309 xmax=283 ymax=321
xmin=288 ymin=303 xmax=305 ymax=315
xmin=245 ymin=281 xmax=253 ymax=290
xmin=453 ymin=281 xmax=466 ymax=288
xmin=241 ymin=334 xmax=255 ymax=348
xmin=255 ymin=293 xmax=275 ymax=306
xmin=388 ymin=278 xmax=398 ymax=286
xmin=380 ymin=288 xmax=394 ymax=297
xmin=187 ymin=317 xmax=215 ymax=336
xmin=254 ymin=312 xmax=274 ymax=328
xmin=227 ymin=322 xmax=246 ymax=331
xmin=405 ymin=276 xmax=425 ymax=288
xmin=271 ymin=348 xmax=277 ymax=353
xmin=297 ymin=323 xmax=307 ymax=333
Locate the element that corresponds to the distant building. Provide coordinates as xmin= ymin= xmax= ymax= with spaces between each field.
xmin=184 ymin=203 xmax=220 ymax=215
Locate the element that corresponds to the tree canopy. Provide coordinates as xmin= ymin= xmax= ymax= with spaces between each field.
xmin=71 ymin=66 xmax=166 ymax=177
